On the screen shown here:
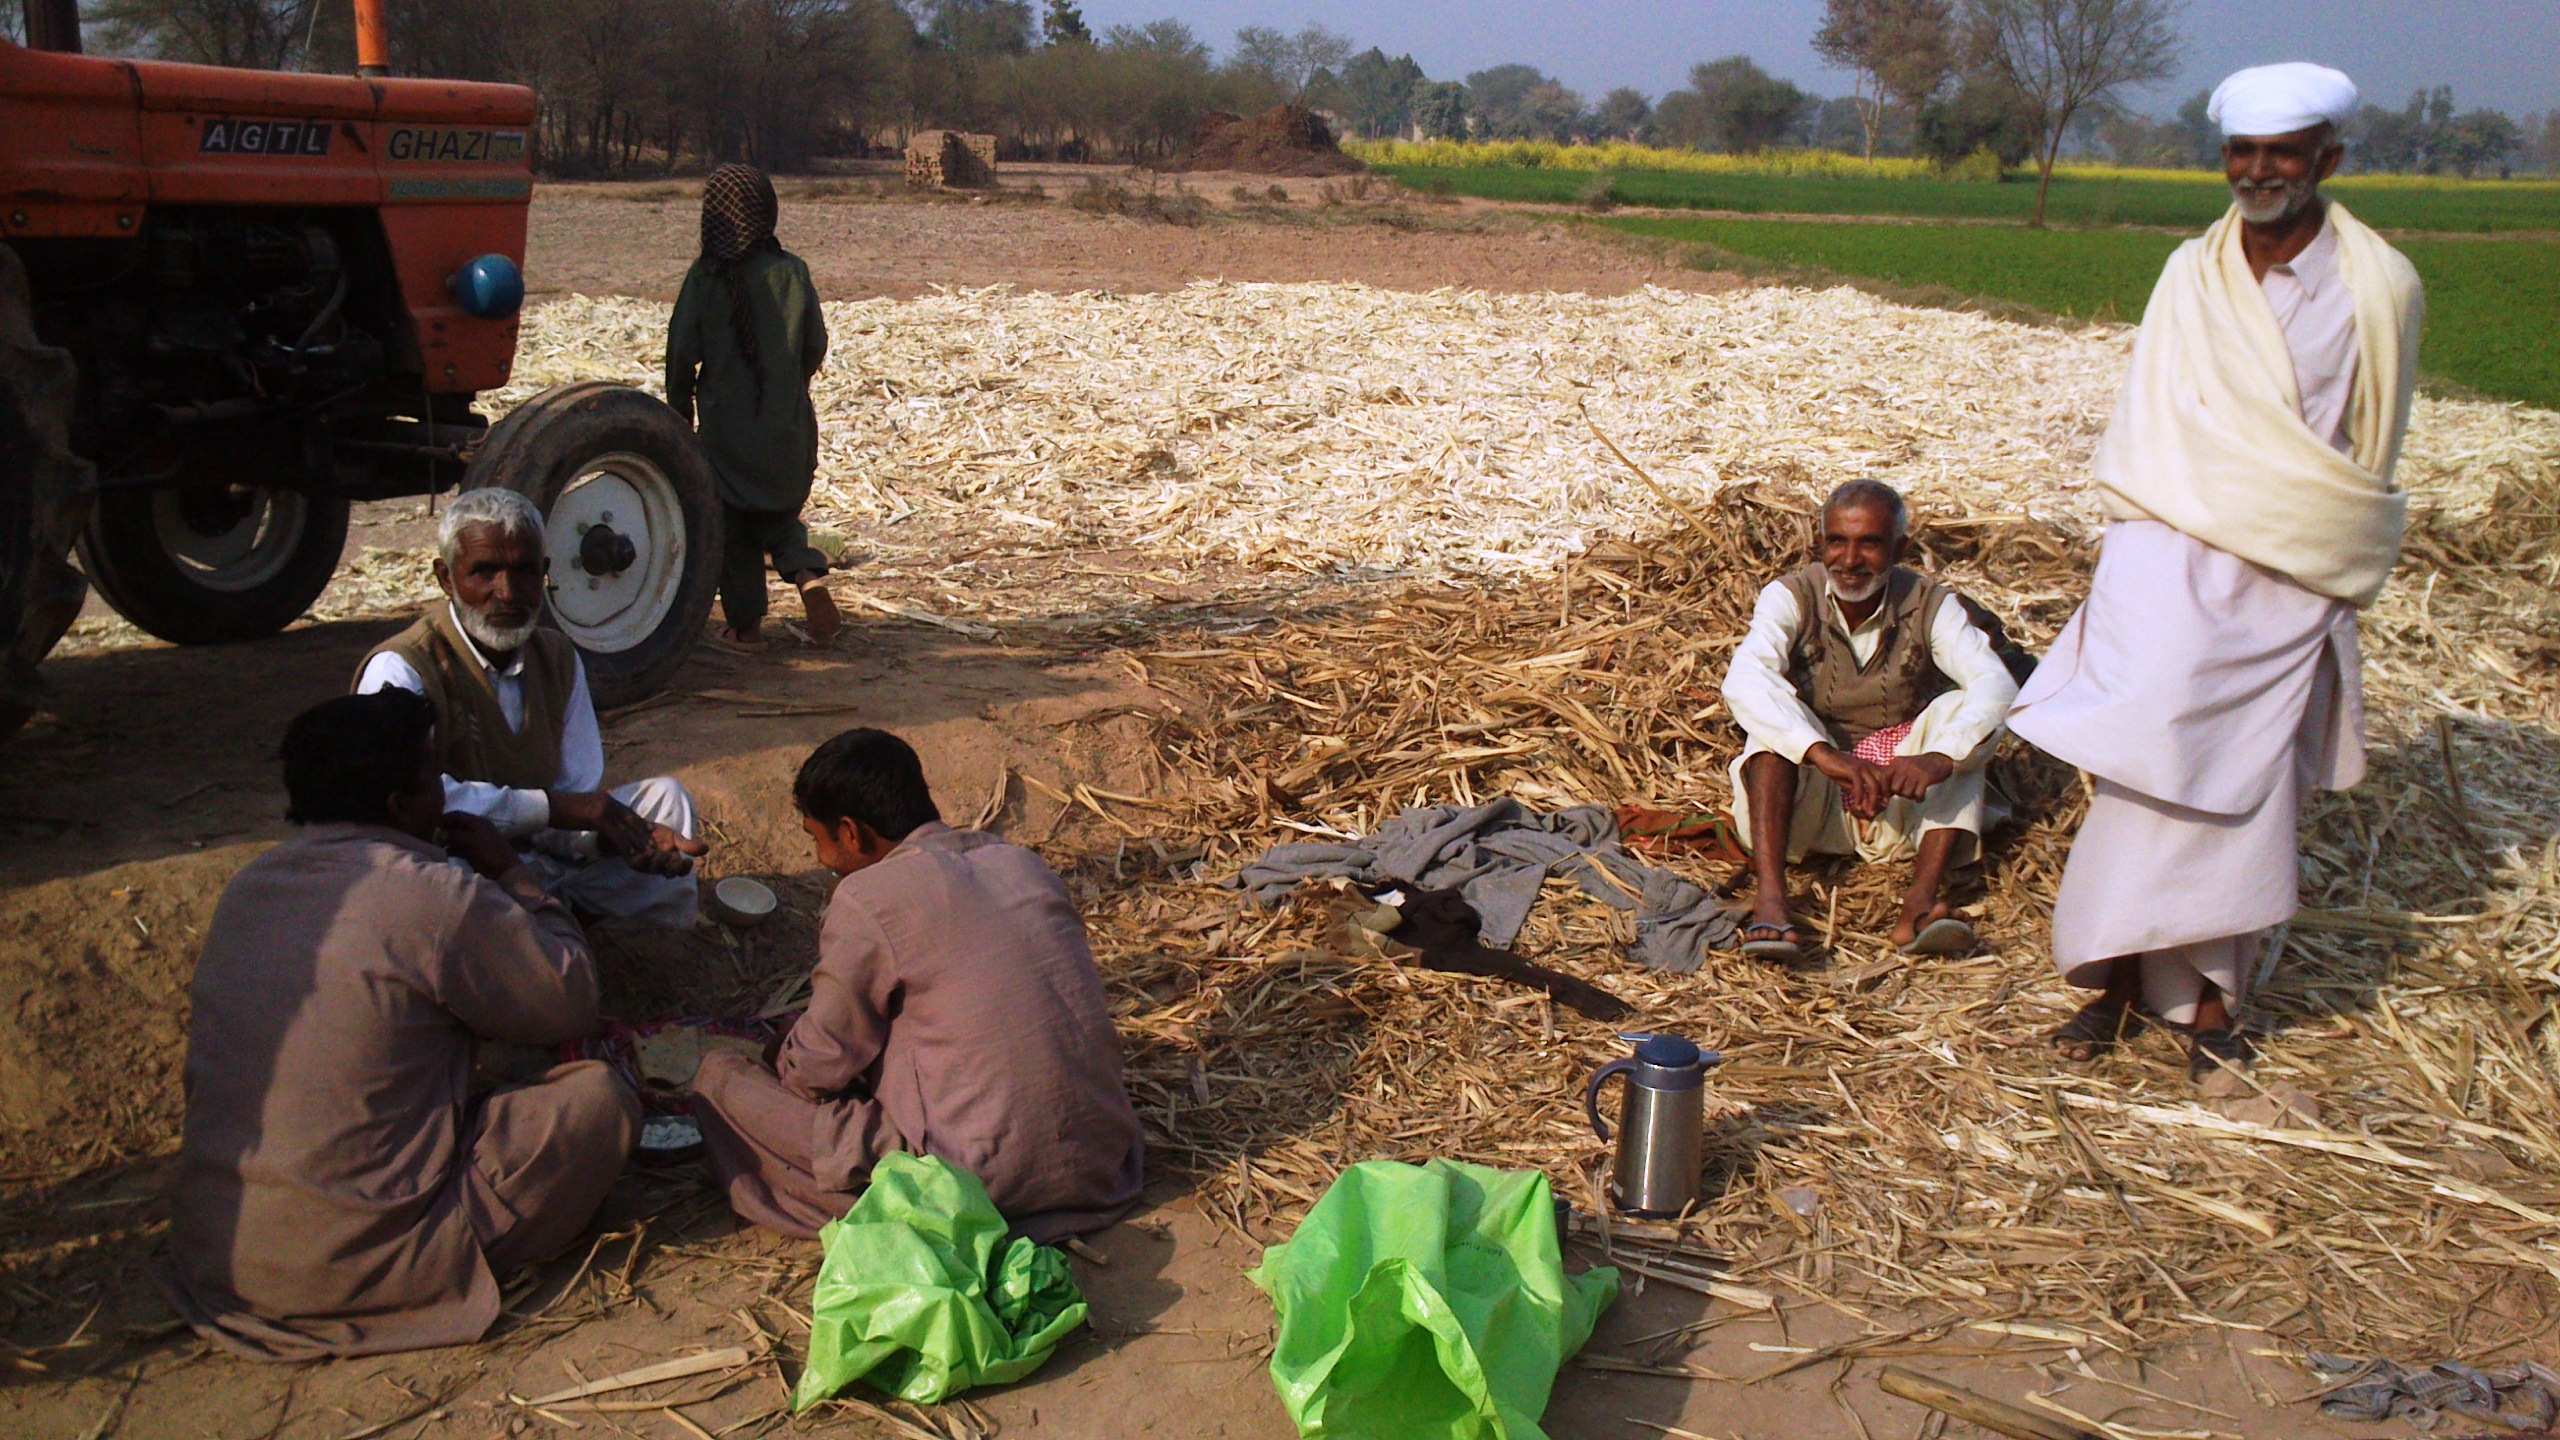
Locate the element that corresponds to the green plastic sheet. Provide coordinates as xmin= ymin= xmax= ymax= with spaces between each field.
xmin=1248 ymin=1159 xmax=1618 ymax=1440
xmin=792 ymin=1152 xmax=1088 ymax=1410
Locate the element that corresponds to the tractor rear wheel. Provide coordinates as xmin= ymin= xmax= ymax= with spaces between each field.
xmin=77 ymin=484 xmax=350 ymax=646
xmin=463 ymin=382 xmax=719 ymax=709
xmin=1 ymin=243 xmax=94 ymax=741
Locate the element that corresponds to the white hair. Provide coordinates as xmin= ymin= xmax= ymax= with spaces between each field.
xmin=438 ymin=487 xmax=548 ymax=567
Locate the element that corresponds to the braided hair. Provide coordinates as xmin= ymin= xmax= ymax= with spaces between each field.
xmin=699 ymin=164 xmax=782 ymax=411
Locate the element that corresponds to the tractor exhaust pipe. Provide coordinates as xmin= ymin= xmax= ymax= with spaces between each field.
xmin=24 ymin=0 xmax=83 ymax=53
xmin=352 ymin=0 xmax=390 ymax=77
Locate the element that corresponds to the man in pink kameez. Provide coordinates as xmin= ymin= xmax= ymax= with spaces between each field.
xmin=691 ymin=729 xmax=1145 ymax=1242
xmin=2009 ymin=63 xmax=2424 ymax=1079
xmin=162 ymin=690 xmax=637 ymax=1358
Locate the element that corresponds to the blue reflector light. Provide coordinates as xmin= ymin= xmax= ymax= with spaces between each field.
xmin=449 ymin=254 xmax=525 ymax=319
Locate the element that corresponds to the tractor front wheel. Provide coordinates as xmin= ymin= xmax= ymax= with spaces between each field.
xmin=463 ymin=383 xmax=719 ymax=709
xmin=78 ymin=484 xmax=350 ymax=646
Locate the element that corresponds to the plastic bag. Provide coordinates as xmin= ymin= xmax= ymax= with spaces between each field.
xmin=793 ymin=1152 xmax=1088 ymax=1410
xmin=1248 ymin=1159 xmax=1618 ymax=1440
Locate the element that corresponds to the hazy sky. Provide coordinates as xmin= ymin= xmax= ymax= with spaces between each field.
xmin=1074 ymin=1 xmax=2560 ymax=119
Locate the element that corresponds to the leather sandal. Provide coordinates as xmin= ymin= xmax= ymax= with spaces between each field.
xmin=2188 ymin=1027 xmax=2256 ymax=1082
xmin=2052 ymin=997 xmax=2139 ymax=1062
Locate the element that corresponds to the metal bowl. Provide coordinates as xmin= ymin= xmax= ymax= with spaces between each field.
xmin=636 ymin=1113 xmax=704 ymax=1166
xmin=710 ymin=876 xmax=777 ymax=929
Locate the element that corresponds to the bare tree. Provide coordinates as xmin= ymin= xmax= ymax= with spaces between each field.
xmin=1814 ymin=0 xmax=1956 ymax=160
xmin=1971 ymin=0 xmax=2182 ymax=224
xmin=87 ymin=0 xmax=329 ymax=69
xmin=1227 ymin=21 xmax=1353 ymax=100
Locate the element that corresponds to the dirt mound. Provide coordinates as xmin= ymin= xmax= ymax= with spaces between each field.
xmin=1167 ymin=104 xmax=1363 ymax=177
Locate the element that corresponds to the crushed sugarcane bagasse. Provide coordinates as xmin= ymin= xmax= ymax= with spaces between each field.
xmin=159 ymin=282 xmax=2560 ymax=1349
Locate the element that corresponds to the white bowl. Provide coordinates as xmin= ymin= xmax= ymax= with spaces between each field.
xmin=711 ymin=876 xmax=778 ymax=929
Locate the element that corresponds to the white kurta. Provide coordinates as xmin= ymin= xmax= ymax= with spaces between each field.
xmin=358 ymin=608 xmax=700 ymax=927
xmin=2011 ymin=215 xmax=2364 ymax=1024
xmin=1723 ymin=579 xmax=2019 ymax=865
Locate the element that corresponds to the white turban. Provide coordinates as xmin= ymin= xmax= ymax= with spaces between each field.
xmin=2207 ymin=63 xmax=2358 ymax=138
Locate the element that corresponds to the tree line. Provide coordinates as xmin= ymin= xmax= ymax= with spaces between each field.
xmin=62 ymin=0 xmax=2560 ymax=186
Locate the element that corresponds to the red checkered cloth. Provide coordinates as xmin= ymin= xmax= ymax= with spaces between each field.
xmin=1850 ymin=721 xmax=1915 ymax=768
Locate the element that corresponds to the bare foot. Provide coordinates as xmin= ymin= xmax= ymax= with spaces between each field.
xmin=709 ymin=626 xmax=767 ymax=653
xmin=800 ymin=579 xmax=841 ymax=644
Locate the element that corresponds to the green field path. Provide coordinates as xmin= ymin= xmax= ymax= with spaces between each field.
xmin=1597 ymin=216 xmax=2560 ymax=411
xmin=1385 ymin=165 xmax=2560 ymax=235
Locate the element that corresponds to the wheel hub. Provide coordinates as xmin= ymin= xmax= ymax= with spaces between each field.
xmin=150 ymin=486 xmax=309 ymax=591
xmin=577 ymin=520 xmax=638 ymax=578
xmin=540 ymin=456 xmax=685 ymax=652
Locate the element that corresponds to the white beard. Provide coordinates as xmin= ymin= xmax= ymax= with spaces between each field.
xmin=455 ymin=602 xmax=540 ymax=654
xmin=1828 ymin=572 xmax=1886 ymax=605
xmin=2232 ymin=177 xmax=2315 ymax=225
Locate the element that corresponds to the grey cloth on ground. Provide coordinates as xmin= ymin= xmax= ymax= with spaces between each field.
xmin=1232 ymin=799 xmax=1737 ymax=974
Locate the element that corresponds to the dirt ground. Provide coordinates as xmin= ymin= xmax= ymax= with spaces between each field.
xmin=0 ymin=190 xmax=2389 ymax=1440
xmin=526 ymin=165 xmax=1734 ymax=302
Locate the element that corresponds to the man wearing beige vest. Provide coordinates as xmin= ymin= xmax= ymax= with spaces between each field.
xmin=2010 ymin=64 xmax=2422 ymax=1080
xmin=1721 ymin=481 xmax=2021 ymax=964
xmin=357 ymin=488 xmax=707 ymax=926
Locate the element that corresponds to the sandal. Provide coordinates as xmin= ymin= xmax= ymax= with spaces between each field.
xmin=2051 ymin=997 xmax=2139 ymax=1062
xmin=1739 ymin=920 xmax=1808 ymax=964
xmin=2188 ymin=1027 xmax=2256 ymax=1083
xmin=798 ymin=576 xmax=842 ymax=644
xmin=705 ymin=627 xmax=768 ymax=654
xmin=1899 ymin=916 xmax=1975 ymax=956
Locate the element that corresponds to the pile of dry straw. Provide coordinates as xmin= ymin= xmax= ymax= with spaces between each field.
xmin=400 ymin=284 xmax=2560 ymax=1351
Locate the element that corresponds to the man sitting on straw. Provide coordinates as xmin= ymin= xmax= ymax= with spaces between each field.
xmin=161 ymin=691 xmax=637 ymax=1358
xmin=1722 ymin=480 xmax=2021 ymax=962
xmin=357 ymin=487 xmax=707 ymax=927
xmin=2009 ymin=63 xmax=2422 ymax=1080
xmin=690 ymin=728 xmax=1146 ymax=1241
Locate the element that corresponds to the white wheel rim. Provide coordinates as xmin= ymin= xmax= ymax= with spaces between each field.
xmin=150 ymin=487 xmax=309 ymax=592
xmin=541 ymin=452 xmax=685 ymax=654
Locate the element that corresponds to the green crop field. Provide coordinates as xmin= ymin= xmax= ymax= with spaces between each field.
xmin=1382 ymin=165 xmax=2560 ymax=235
xmin=1596 ymin=216 xmax=2560 ymax=411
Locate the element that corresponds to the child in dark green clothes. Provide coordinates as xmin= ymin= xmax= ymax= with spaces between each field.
xmin=667 ymin=164 xmax=839 ymax=649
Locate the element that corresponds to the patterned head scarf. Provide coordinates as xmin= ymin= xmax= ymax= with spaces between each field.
xmin=701 ymin=164 xmax=779 ymax=264
xmin=698 ymin=164 xmax=780 ymax=410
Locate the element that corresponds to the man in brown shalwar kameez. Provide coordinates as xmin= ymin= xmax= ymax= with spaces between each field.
xmin=691 ymin=729 xmax=1145 ymax=1242
xmin=159 ymin=690 xmax=638 ymax=1359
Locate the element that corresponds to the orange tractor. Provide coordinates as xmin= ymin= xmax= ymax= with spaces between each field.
xmin=1 ymin=0 xmax=717 ymax=736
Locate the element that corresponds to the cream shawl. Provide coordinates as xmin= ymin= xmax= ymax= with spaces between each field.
xmin=2093 ymin=202 xmax=2423 ymax=607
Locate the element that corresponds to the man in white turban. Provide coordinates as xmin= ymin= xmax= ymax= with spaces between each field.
xmin=2008 ymin=63 xmax=2423 ymax=1080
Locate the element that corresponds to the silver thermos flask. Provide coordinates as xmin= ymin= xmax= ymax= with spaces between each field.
xmin=1584 ymin=1033 xmax=1720 ymax=1217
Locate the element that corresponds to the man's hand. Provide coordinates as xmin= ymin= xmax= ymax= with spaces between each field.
xmin=546 ymin=791 xmax=711 ymax=876
xmin=440 ymin=811 xmax=526 ymax=882
xmin=1875 ymin=754 xmax=1956 ymax=804
xmin=1805 ymin=744 xmax=1890 ymax=820
xmin=624 ymin=821 xmax=709 ymax=877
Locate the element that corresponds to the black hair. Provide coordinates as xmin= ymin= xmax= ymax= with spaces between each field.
xmin=281 ymin=689 xmax=438 ymax=826
xmin=794 ymin=728 xmax=941 ymax=841
xmin=1823 ymin=478 xmax=1909 ymax=540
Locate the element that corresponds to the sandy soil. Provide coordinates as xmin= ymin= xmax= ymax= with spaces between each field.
xmin=0 ymin=192 xmax=2376 ymax=1440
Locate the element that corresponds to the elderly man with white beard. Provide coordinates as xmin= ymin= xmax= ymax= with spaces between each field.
xmin=1722 ymin=480 xmax=2021 ymax=965
xmin=357 ymin=487 xmax=708 ymax=926
xmin=2009 ymin=63 xmax=2424 ymax=1080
